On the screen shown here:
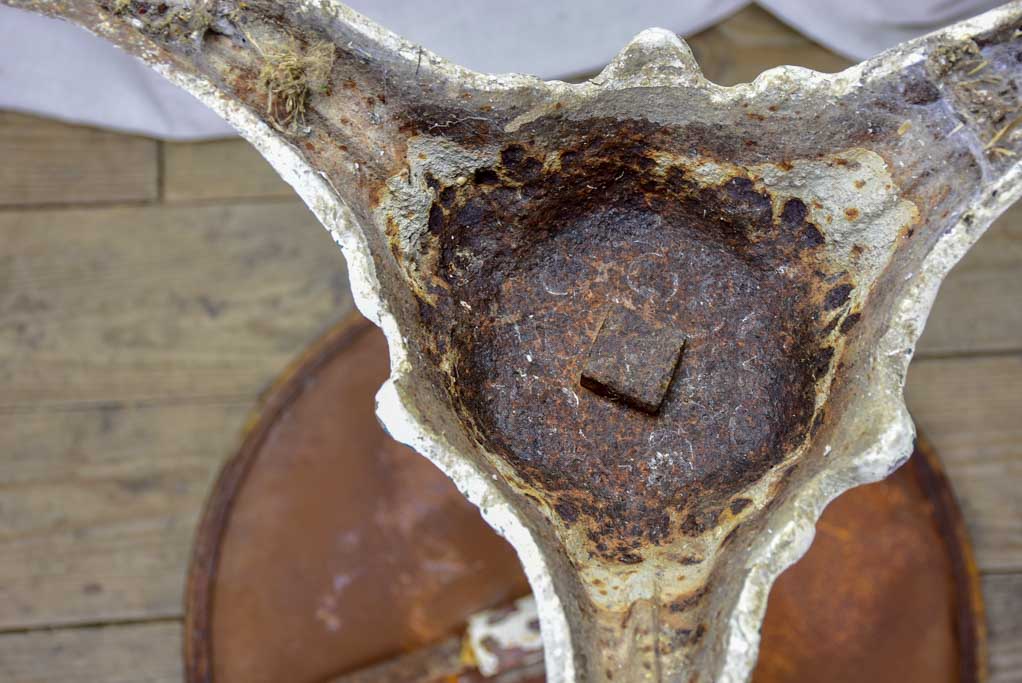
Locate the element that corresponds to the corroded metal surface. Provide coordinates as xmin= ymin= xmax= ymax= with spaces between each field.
xmin=580 ymin=305 xmax=686 ymax=415
xmin=183 ymin=316 xmax=986 ymax=683
xmin=184 ymin=317 xmax=529 ymax=683
xmin=10 ymin=1 xmax=1022 ymax=680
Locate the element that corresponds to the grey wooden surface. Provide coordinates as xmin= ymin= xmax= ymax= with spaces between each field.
xmin=0 ymin=7 xmax=1019 ymax=681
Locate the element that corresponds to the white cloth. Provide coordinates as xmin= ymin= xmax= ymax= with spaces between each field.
xmin=0 ymin=0 xmax=1004 ymax=140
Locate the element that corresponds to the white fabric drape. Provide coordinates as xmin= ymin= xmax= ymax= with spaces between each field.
xmin=0 ymin=0 xmax=1003 ymax=140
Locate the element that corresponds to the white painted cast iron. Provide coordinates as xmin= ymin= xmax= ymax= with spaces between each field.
xmin=6 ymin=1 xmax=1022 ymax=680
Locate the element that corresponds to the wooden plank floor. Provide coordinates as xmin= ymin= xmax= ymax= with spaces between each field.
xmin=1 ymin=7 xmax=1019 ymax=681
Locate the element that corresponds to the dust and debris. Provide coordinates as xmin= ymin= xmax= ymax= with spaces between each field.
xmin=256 ymin=37 xmax=336 ymax=129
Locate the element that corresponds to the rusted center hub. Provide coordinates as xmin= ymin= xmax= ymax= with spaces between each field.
xmin=414 ymin=125 xmax=846 ymax=562
xmin=580 ymin=304 xmax=686 ymax=415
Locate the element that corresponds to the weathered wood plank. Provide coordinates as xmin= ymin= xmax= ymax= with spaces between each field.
xmin=0 ymin=402 xmax=248 ymax=629
xmin=0 ymin=16 xmax=1019 ymax=678
xmin=907 ymin=355 xmax=1022 ymax=572
xmin=917 ymin=203 xmax=1022 ymax=356
xmin=986 ymin=573 xmax=1022 ymax=683
xmin=0 ymin=622 xmax=182 ymax=683
xmin=162 ymin=143 xmax=1022 ymax=358
xmin=163 ymin=139 xmax=293 ymax=202
xmin=689 ymin=6 xmax=851 ymax=85
xmin=0 ymin=112 xmax=158 ymax=207
xmin=0 ymin=201 xmax=351 ymax=408
xmin=0 ymin=575 xmax=1014 ymax=683
xmin=1 ymin=349 xmax=1015 ymax=632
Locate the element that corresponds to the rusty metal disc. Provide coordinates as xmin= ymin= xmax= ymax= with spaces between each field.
xmin=184 ymin=315 xmax=986 ymax=683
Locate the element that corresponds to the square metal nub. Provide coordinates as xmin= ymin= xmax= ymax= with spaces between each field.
xmin=580 ymin=306 xmax=686 ymax=415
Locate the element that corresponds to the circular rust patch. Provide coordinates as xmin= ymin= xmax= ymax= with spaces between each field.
xmin=185 ymin=315 xmax=985 ymax=683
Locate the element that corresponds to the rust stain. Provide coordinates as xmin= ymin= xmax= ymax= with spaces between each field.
xmin=580 ymin=305 xmax=686 ymax=415
xmin=398 ymin=117 xmax=855 ymax=561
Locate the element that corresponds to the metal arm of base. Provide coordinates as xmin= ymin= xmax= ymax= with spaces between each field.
xmin=7 ymin=1 xmax=1020 ymax=680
